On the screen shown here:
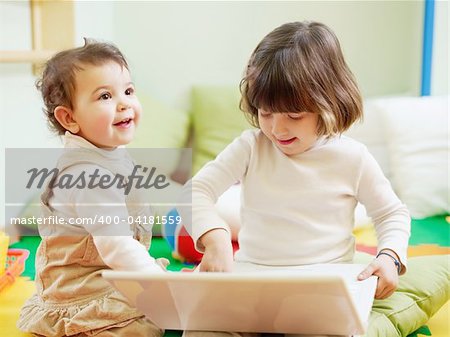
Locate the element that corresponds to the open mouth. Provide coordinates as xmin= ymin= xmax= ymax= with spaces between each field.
xmin=277 ymin=137 xmax=297 ymax=145
xmin=113 ymin=118 xmax=133 ymax=128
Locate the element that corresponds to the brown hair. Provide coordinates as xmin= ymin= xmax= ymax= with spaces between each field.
xmin=240 ymin=21 xmax=363 ymax=136
xmin=37 ymin=38 xmax=129 ymax=135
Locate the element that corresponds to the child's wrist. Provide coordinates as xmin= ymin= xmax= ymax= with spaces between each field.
xmin=376 ymin=250 xmax=401 ymax=274
xmin=200 ymin=228 xmax=231 ymax=251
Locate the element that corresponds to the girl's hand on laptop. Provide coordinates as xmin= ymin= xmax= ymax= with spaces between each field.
xmin=358 ymin=252 xmax=399 ymax=299
xmin=198 ymin=229 xmax=234 ymax=272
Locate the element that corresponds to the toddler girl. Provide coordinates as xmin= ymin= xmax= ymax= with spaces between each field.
xmin=18 ymin=40 xmax=165 ymax=337
xmin=186 ymin=21 xmax=410 ymax=337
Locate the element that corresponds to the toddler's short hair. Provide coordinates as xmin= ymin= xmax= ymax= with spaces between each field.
xmin=37 ymin=39 xmax=129 ymax=135
xmin=240 ymin=21 xmax=363 ymax=136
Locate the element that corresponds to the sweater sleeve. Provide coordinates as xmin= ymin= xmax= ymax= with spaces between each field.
xmin=356 ymin=147 xmax=411 ymax=273
xmin=187 ymin=130 xmax=255 ymax=251
xmin=71 ymin=166 xmax=164 ymax=273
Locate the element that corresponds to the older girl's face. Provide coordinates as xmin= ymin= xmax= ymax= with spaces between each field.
xmin=258 ymin=109 xmax=319 ymax=156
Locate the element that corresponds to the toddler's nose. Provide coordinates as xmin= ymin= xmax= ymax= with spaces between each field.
xmin=117 ymin=102 xmax=130 ymax=111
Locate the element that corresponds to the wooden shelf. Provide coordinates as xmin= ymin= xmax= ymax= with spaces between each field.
xmin=0 ymin=0 xmax=74 ymax=67
xmin=0 ymin=50 xmax=56 ymax=63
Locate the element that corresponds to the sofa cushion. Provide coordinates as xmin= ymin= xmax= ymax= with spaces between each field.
xmin=191 ymin=85 xmax=251 ymax=174
xmin=377 ymin=96 xmax=449 ymax=218
xmin=345 ymin=98 xmax=392 ymax=178
xmin=130 ymin=93 xmax=190 ymax=174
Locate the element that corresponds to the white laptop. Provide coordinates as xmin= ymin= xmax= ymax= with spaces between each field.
xmin=103 ymin=263 xmax=377 ymax=336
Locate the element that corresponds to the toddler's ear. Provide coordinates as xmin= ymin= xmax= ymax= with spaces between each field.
xmin=54 ymin=106 xmax=80 ymax=134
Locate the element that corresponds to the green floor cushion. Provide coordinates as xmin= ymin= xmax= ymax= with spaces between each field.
xmin=367 ymin=255 xmax=449 ymax=337
xmin=410 ymin=215 xmax=450 ymax=247
xmin=367 ymin=311 xmax=399 ymax=337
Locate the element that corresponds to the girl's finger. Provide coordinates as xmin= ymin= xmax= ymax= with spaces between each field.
xmin=374 ymin=277 xmax=387 ymax=299
xmin=375 ymin=285 xmax=387 ymax=299
xmin=358 ymin=262 xmax=377 ymax=280
xmin=381 ymin=285 xmax=396 ymax=299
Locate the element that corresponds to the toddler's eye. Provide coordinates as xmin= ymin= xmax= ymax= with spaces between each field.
xmin=99 ymin=92 xmax=112 ymax=100
xmin=125 ymin=87 xmax=134 ymax=95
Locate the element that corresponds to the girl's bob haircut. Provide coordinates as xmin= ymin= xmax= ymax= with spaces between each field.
xmin=240 ymin=21 xmax=363 ymax=136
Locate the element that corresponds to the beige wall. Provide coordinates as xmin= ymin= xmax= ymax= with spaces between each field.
xmin=113 ymin=1 xmax=423 ymax=110
xmin=0 ymin=1 xmax=429 ymax=149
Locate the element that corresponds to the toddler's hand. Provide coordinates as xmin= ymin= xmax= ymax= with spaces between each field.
xmin=156 ymin=257 xmax=170 ymax=271
xmin=358 ymin=253 xmax=399 ymax=299
xmin=198 ymin=229 xmax=234 ymax=272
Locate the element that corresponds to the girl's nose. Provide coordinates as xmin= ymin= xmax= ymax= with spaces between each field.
xmin=271 ymin=115 xmax=287 ymax=135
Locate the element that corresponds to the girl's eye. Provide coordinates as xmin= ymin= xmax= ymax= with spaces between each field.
xmin=125 ymin=87 xmax=134 ymax=95
xmin=99 ymin=92 xmax=112 ymax=100
xmin=287 ymin=113 xmax=303 ymax=120
xmin=259 ymin=111 xmax=272 ymax=118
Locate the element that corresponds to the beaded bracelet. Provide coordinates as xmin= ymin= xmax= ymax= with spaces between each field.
xmin=376 ymin=251 xmax=401 ymax=274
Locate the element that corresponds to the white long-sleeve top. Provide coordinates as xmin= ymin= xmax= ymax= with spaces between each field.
xmin=48 ymin=132 xmax=163 ymax=273
xmin=191 ymin=129 xmax=410 ymax=270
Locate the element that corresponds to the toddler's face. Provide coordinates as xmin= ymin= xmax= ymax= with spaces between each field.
xmin=258 ymin=110 xmax=319 ymax=156
xmin=71 ymin=61 xmax=141 ymax=148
